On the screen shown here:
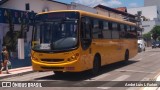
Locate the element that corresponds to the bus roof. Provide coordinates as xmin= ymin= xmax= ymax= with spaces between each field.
xmin=37 ymin=10 xmax=136 ymax=26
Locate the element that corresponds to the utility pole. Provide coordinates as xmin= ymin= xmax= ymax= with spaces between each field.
xmin=136 ymin=11 xmax=143 ymax=39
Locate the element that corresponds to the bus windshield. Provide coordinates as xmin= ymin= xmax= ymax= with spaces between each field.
xmin=32 ymin=12 xmax=79 ymax=51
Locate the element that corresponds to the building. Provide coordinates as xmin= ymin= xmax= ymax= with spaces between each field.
xmin=94 ymin=5 xmax=136 ymax=22
xmin=115 ymin=7 xmax=127 ymax=12
xmin=69 ymin=3 xmax=136 ymax=22
xmin=69 ymin=2 xmax=97 ymax=14
xmin=0 ymin=0 xmax=68 ymax=13
xmin=128 ymin=5 xmax=160 ymax=34
xmin=0 ymin=0 xmax=137 ymax=68
xmin=0 ymin=0 xmax=68 ymax=68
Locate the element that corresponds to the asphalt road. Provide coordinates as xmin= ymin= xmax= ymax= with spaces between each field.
xmin=1 ymin=47 xmax=160 ymax=90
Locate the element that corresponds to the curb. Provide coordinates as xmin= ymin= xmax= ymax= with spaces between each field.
xmin=0 ymin=70 xmax=35 ymax=80
xmin=0 ymin=71 xmax=35 ymax=79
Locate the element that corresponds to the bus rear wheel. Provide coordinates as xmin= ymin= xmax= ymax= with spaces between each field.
xmin=124 ymin=50 xmax=129 ymax=62
xmin=90 ymin=55 xmax=101 ymax=75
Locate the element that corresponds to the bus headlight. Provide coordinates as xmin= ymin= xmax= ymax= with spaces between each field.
xmin=67 ymin=53 xmax=79 ymax=61
xmin=31 ymin=53 xmax=38 ymax=61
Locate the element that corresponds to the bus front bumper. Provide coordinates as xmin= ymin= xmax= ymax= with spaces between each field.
xmin=32 ymin=59 xmax=86 ymax=72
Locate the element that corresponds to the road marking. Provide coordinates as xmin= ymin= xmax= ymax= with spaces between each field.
xmin=112 ymin=75 xmax=130 ymax=81
xmin=143 ymin=87 xmax=159 ymax=90
xmin=86 ymin=73 xmax=110 ymax=81
xmin=97 ymin=75 xmax=130 ymax=89
xmin=141 ymin=77 xmax=150 ymax=81
xmin=149 ymin=53 xmax=157 ymax=56
xmin=126 ymin=87 xmax=140 ymax=90
xmin=137 ymin=58 xmax=143 ymax=60
xmin=115 ymin=70 xmax=155 ymax=74
xmin=74 ymin=73 xmax=110 ymax=86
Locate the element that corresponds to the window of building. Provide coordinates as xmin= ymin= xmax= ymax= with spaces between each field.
xmin=25 ymin=3 xmax=30 ymax=11
xmin=137 ymin=11 xmax=142 ymax=16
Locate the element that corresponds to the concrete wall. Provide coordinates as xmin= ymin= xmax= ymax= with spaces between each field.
xmin=95 ymin=7 xmax=123 ymax=20
xmin=128 ymin=6 xmax=158 ymax=20
xmin=96 ymin=7 xmax=109 ymax=16
xmin=70 ymin=2 xmax=97 ymax=14
xmin=0 ymin=0 xmax=68 ymax=13
xmin=141 ymin=20 xmax=156 ymax=34
xmin=128 ymin=5 xmax=160 ymax=34
xmin=69 ymin=2 xmax=123 ymax=20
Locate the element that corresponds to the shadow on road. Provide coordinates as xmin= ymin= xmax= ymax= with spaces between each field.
xmin=34 ymin=60 xmax=138 ymax=81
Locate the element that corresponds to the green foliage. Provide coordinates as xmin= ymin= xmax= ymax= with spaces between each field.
xmin=158 ymin=36 xmax=160 ymax=41
xmin=4 ymin=31 xmax=20 ymax=52
xmin=143 ymin=32 xmax=151 ymax=40
xmin=151 ymin=25 xmax=160 ymax=41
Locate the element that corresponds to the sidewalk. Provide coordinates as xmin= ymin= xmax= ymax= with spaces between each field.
xmin=0 ymin=66 xmax=33 ymax=79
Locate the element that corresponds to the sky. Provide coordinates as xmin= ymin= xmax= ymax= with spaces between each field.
xmin=54 ymin=0 xmax=144 ymax=8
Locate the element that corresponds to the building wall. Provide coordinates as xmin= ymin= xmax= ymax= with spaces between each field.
xmin=69 ymin=3 xmax=124 ymax=20
xmin=128 ymin=6 xmax=160 ymax=34
xmin=70 ymin=2 xmax=97 ymax=14
xmin=144 ymin=0 xmax=160 ymax=6
xmin=96 ymin=7 xmax=109 ymax=16
xmin=95 ymin=7 xmax=123 ymax=20
xmin=128 ymin=6 xmax=158 ymax=20
xmin=0 ymin=0 xmax=68 ymax=13
xmin=141 ymin=20 xmax=156 ymax=34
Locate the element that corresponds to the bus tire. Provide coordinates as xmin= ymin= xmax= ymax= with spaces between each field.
xmin=124 ymin=50 xmax=129 ymax=62
xmin=91 ymin=54 xmax=101 ymax=75
xmin=53 ymin=71 xmax=63 ymax=76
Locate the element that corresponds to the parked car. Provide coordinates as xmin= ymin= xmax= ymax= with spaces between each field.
xmin=152 ymin=41 xmax=160 ymax=48
xmin=138 ymin=39 xmax=146 ymax=52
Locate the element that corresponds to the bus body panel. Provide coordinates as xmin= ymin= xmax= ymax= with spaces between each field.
xmin=31 ymin=48 xmax=89 ymax=72
xmin=31 ymin=10 xmax=138 ymax=72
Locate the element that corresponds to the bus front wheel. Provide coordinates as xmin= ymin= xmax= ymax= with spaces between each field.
xmin=53 ymin=71 xmax=63 ymax=76
xmin=90 ymin=55 xmax=101 ymax=75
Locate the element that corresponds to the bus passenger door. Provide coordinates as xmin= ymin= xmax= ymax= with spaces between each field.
xmin=80 ymin=17 xmax=92 ymax=69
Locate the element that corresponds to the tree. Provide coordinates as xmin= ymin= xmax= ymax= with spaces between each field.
xmin=143 ymin=32 xmax=151 ymax=40
xmin=150 ymin=26 xmax=160 ymax=41
xmin=3 ymin=10 xmax=19 ymax=52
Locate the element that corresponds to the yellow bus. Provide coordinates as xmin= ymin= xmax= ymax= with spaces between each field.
xmin=31 ymin=10 xmax=138 ymax=75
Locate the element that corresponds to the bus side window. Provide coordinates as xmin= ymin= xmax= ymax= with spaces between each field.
xmin=120 ymin=24 xmax=125 ymax=38
xmin=112 ymin=22 xmax=119 ymax=39
xmin=126 ymin=25 xmax=131 ymax=38
xmin=102 ymin=21 xmax=111 ymax=39
xmin=130 ymin=26 xmax=137 ymax=38
xmin=92 ymin=19 xmax=102 ymax=39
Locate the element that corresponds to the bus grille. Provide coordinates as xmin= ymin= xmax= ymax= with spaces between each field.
xmin=41 ymin=59 xmax=64 ymax=62
xmin=41 ymin=66 xmax=64 ymax=69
